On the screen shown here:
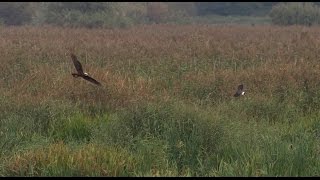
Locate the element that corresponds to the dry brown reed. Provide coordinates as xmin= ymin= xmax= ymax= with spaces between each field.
xmin=1 ymin=24 xmax=320 ymax=110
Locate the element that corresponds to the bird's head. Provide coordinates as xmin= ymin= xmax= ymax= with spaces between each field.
xmin=242 ymin=91 xmax=245 ymax=95
xmin=84 ymin=72 xmax=89 ymax=76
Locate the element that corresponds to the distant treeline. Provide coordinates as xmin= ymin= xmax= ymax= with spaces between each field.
xmin=1 ymin=2 xmax=320 ymax=27
xmin=195 ymin=2 xmax=276 ymax=16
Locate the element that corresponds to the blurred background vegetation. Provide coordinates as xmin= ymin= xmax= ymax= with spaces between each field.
xmin=2 ymin=2 xmax=320 ymax=28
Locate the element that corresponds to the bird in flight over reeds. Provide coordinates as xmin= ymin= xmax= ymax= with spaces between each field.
xmin=70 ymin=53 xmax=101 ymax=86
xmin=234 ymin=84 xmax=245 ymax=97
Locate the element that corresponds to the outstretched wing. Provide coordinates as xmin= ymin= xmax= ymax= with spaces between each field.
xmin=70 ymin=54 xmax=84 ymax=75
xmin=234 ymin=91 xmax=241 ymax=97
xmin=238 ymin=84 xmax=243 ymax=91
xmin=82 ymin=75 xmax=102 ymax=86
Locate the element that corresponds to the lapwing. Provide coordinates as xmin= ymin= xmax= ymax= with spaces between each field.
xmin=234 ymin=84 xmax=245 ymax=97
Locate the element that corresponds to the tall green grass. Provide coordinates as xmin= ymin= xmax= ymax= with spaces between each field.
xmin=1 ymin=96 xmax=319 ymax=176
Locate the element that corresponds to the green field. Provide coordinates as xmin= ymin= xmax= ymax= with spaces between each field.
xmin=0 ymin=24 xmax=319 ymax=176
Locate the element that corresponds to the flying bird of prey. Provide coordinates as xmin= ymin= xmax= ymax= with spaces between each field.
xmin=70 ymin=53 xmax=101 ymax=86
xmin=234 ymin=84 xmax=245 ymax=97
